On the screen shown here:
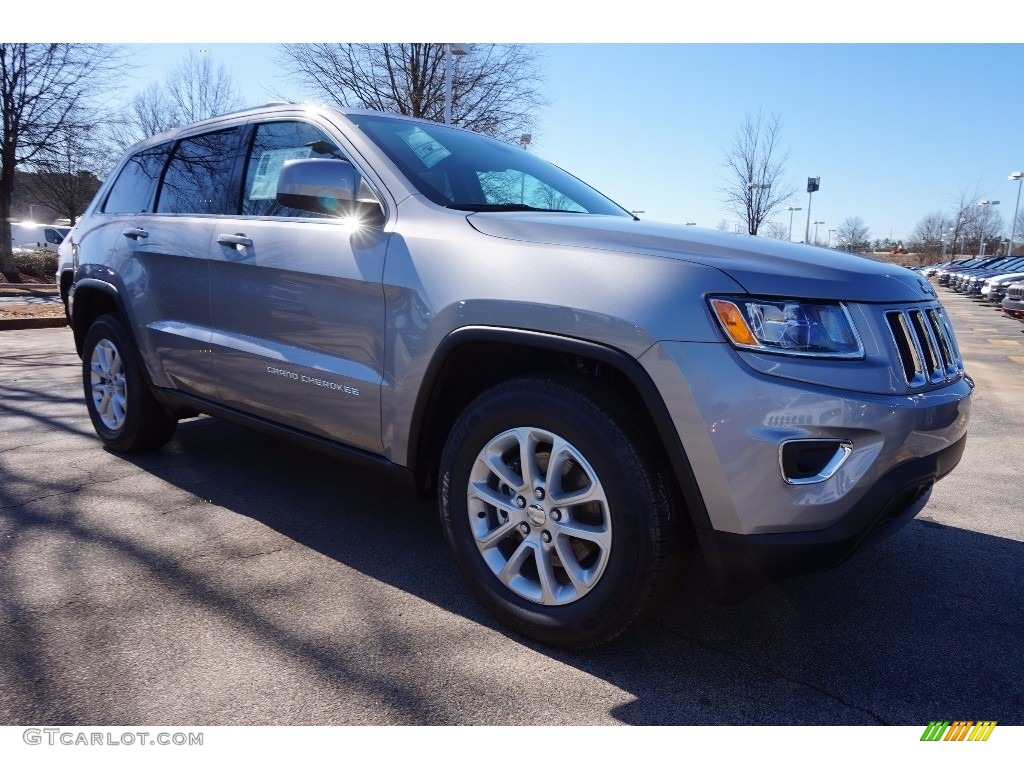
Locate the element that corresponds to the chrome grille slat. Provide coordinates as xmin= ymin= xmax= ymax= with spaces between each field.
xmin=886 ymin=303 xmax=963 ymax=388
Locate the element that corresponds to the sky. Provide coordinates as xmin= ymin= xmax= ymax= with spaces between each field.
xmin=17 ymin=4 xmax=1024 ymax=245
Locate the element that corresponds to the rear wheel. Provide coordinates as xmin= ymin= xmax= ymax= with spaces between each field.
xmin=439 ymin=375 xmax=682 ymax=648
xmin=82 ymin=315 xmax=177 ymax=452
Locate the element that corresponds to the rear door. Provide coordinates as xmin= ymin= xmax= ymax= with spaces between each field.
xmin=126 ymin=126 xmax=247 ymax=397
xmin=208 ymin=118 xmax=388 ymax=453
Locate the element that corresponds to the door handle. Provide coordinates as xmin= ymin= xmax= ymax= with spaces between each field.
xmin=217 ymin=233 xmax=253 ymax=248
xmin=122 ymin=227 xmax=148 ymax=240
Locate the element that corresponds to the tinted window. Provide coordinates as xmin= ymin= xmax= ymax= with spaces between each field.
xmin=242 ymin=121 xmax=347 ymax=218
xmin=44 ymin=228 xmax=64 ymax=244
xmin=102 ymin=144 xmax=171 ymax=214
xmin=156 ymin=128 xmax=244 ymax=215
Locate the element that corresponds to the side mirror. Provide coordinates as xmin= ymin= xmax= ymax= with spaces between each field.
xmin=276 ymin=158 xmax=383 ymax=221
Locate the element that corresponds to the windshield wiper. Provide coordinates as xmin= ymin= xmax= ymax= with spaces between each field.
xmin=453 ymin=203 xmax=585 ymax=214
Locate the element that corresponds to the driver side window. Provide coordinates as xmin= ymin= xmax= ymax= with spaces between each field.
xmin=242 ymin=121 xmax=349 ymax=218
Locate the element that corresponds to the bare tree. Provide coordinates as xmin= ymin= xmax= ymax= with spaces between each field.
xmin=276 ymin=44 xmax=545 ymax=142
xmin=909 ymin=210 xmax=951 ymax=263
xmin=720 ymin=110 xmax=795 ymax=236
xmin=968 ymin=204 xmax=1004 ymax=257
xmin=1 ymin=44 xmax=122 ymax=280
xmin=760 ymin=221 xmax=790 ymax=240
xmin=836 ymin=216 xmax=871 ymax=252
xmin=20 ymin=108 xmax=104 ymax=225
xmin=107 ymin=51 xmax=244 ymax=153
xmin=945 ymin=186 xmax=987 ymax=259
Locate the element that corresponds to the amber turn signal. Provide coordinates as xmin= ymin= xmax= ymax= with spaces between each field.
xmin=710 ymin=298 xmax=757 ymax=346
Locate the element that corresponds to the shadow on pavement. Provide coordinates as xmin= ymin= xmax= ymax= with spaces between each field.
xmin=1 ymin=385 xmax=1021 ymax=725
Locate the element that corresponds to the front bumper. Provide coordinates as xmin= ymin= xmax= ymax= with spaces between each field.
xmin=639 ymin=339 xmax=972 ymax=601
xmin=698 ymin=434 xmax=966 ymax=601
xmin=1001 ymin=296 xmax=1024 ymax=319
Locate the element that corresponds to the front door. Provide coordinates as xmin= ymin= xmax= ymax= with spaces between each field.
xmin=208 ymin=119 xmax=388 ymax=454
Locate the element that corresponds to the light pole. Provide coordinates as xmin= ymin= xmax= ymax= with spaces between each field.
xmin=1008 ymin=171 xmax=1023 ymax=258
xmin=978 ymin=199 xmax=1000 ymax=257
xmin=444 ymin=44 xmax=470 ymax=125
xmin=827 ymin=229 xmax=836 ymax=248
xmin=804 ymin=176 xmax=820 ymax=243
xmin=786 ymin=206 xmax=802 ymax=241
xmin=812 ymin=220 xmax=825 ymax=246
xmin=518 ymin=134 xmax=531 ymax=203
xmin=940 ymin=234 xmax=948 ymax=261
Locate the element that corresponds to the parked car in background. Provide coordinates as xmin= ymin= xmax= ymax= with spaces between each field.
xmin=936 ymin=258 xmax=993 ymax=286
xmin=947 ymin=257 xmax=1023 ymax=292
xmin=981 ymin=272 xmax=1024 ymax=304
xmin=11 ymin=222 xmax=69 ymax=251
xmin=1002 ymin=281 xmax=1024 ymax=321
xmin=959 ymin=258 xmax=1024 ymax=296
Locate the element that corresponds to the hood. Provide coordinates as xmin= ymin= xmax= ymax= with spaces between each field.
xmin=467 ymin=213 xmax=936 ymax=304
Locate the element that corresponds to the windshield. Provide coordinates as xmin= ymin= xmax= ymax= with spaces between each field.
xmin=348 ymin=114 xmax=630 ymax=217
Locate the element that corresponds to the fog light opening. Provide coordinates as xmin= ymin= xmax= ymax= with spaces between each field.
xmin=780 ymin=439 xmax=853 ymax=485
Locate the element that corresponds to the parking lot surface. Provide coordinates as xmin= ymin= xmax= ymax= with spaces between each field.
xmin=0 ymin=292 xmax=1022 ymax=725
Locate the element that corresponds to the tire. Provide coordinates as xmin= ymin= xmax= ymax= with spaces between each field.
xmin=82 ymin=314 xmax=177 ymax=452
xmin=439 ymin=375 xmax=683 ymax=649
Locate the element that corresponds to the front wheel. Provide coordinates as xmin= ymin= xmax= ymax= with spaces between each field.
xmin=82 ymin=315 xmax=177 ymax=452
xmin=439 ymin=376 xmax=682 ymax=649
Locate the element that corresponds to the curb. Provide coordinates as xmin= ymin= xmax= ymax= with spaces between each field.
xmin=0 ymin=284 xmax=59 ymax=297
xmin=0 ymin=317 xmax=68 ymax=331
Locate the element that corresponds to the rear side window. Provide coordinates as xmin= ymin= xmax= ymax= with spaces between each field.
xmin=241 ymin=121 xmax=348 ymax=218
xmin=102 ymin=144 xmax=171 ymax=214
xmin=156 ymin=128 xmax=245 ymax=215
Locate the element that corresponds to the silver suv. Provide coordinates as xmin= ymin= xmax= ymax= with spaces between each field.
xmin=64 ymin=103 xmax=972 ymax=648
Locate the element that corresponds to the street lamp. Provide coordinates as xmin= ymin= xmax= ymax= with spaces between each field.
xmin=940 ymin=233 xmax=948 ymax=260
xmin=444 ymin=44 xmax=470 ymax=125
xmin=804 ymin=176 xmax=820 ymax=243
xmin=1008 ymin=171 xmax=1023 ymax=259
xmin=812 ymin=220 xmax=825 ymax=246
xmin=518 ymin=134 xmax=532 ymax=202
xmin=978 ymin=199 xmax=1001 ymax=257
xmin=786 ymin=206 xmax=802 ymax=240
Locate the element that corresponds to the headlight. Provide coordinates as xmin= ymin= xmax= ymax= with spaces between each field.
xmin=709 ymin=297 xmax=863 ymax=359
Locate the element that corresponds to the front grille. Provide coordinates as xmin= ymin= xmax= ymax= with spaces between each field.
xmin=1007 ymin=282 xmax=1024 ymax=300
xmin=885 ymin=304 xmax=963 ymax=388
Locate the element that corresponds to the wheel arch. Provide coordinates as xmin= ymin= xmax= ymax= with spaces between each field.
xmin=70 ymin=278 xmax=126 ymax=356
xmin=407 ymin=326 xmax=712 ymax=533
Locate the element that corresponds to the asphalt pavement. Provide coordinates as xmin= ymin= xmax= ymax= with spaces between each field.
xmin=0 ymin=294 xmax=1021 ymax=726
